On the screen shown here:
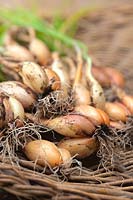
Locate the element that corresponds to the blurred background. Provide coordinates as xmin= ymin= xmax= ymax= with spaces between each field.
xmin=0 ymin=0 xmax=132 ymax=15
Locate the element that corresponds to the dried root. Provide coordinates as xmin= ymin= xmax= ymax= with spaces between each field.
xmin=0 ymin=119 xmax=49 ymax=165
xmin=94 ymin=122 xmax=132 ymax=171
xmin=36 ymin=89 xmax=75 ymax=118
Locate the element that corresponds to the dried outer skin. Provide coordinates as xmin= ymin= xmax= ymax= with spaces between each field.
xmin=25 ymin=113 xmax=95 ymax=138
xmin=21 ymin=62 xmax=48 ymax=94
xmin=51 ymin=58 xmax=70 ymax=90
xmin=29 ymin=38 xmax=51 ymax=65
xmin=105 ymin=102 xmax=127 ymax=122
xmin=73 ymin=84 xmax=91 ymax=106
xmin=58 ymin=148 xmax=72 ymax=165
xmin=0 ymin=81 xmax=37 ymax=109
xmin=24 ymin=140 xmax=62 ymax=168
xmin=5 ymin=44 xmax=34 ymax=62
xmin=103 ymin=67 xmax=125 ymax=88
xmin=0 ymin=97 xmax=5 ymax=128
xmin=92 ymin=67 xmax=111 ymax=88
xmin=44 ymin=114 xmax=95 ymax=138
xmin=121 ymin=95 xmax=133 ymax=114
xmin=75 ymin=105 xmax=104 ymax=126
xmin=58 ymin=137 xmax=98 ymax=159
xmin=3 ymin=97 xmax=14 ymax=123
xmin=115 ymin=102 xmax=131 ymax=116
xmin=9 ymin=96 xmax=25 ymax=120
xmin=110 ymin=121 xmax=124 ymax=129
xmin=45 ymin=68 xmax=61 ymax=91
xmin=96 ymin=108 xmax=110 ymax=126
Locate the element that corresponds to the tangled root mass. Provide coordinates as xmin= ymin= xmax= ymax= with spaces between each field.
xmin=36 ymin=90 xmax=75 ymax=118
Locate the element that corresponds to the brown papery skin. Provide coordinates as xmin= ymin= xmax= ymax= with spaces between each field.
xmin=0 ymin=81 xmax=37 ymax=109
xmin=110 ymin=121 xmax=124 ymax=130
xmin=105 ymin=102 xmax=127 ymax=122
xmin=74 ymin=84 xmax=91 ymax=106
xmin=58 ymin=148 xmax=71 ymax=165
xmin=3 ymin=97 xmax=14 ymax=123
xmin=29 ymin=38 xmax=51 ymax=65
xmin=121 ymin=95 xmax=133 ymax=114
xmin=24 ymin=140 xmax=62 ymax=168
xmin=45 ymin=68 xmax=61 ymax=91
xmin=92 ymin=67 xmax=110 ymax=88
xmin=5 ymin=44 xmax=34 ymax=62
xmin=103 ymin=67 xmax=125 ymax=88
xmin=42 ymin=114 xmax=95 ymax=138
xmin=115 ymin=102 xmax=131 ymax=116
xmin=75 ymin=105 xmax=104 ymax=126
xmin=96 ymin=108 xmax=110 ymax=126
xmin=58 ymin=137 xmax=98 ymax=159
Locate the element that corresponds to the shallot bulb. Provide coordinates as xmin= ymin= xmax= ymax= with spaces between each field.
xmin=29 ymin=38 xmax=51 ymax=65
xmin=92 ymin=66 xmax=110 ymax=88
xmin=58 ymin=148 xmax=72 ymax=167
xmin=103 ymin=67 xmax=125 ymax=88
xmin=73 ymin=53 xmax=91 ymax=105
xmin=44 ymin=68 xmax=61 ymax=91
xmin=4 ymin=44 xmax=34 ymax=61
xmin=8 ymin=96 xmax=25 ymax=120
xmin=51 ymin=53 xmax=70 ymax=92
xmin=0 ymin=95 xmax=24 ymax=128
xmin=115 ymin=88 xmax=133 ymax=114
xmin=0 ymin=81 xmax=37 ymax=109
xmin=105 ymin=102 xmax=127 ymax=122
xmin=121 ymin=95 xmax=133 ymax=114
xmin=110 ymin=121 xmax=124 ymax=129
xmin=75 ymin=105 xmax=110 ymax=126
xmin=20 ymin=62 xmax=48 ymax=94
xmin=58 ymin=137 xmax=98 ymax=159
xmin=25 ymin=113 xmax=95 ymax=138
xmin=24 ymin=140 xmax=62 ymax=168
xmin=43 ymin=114 xmax=95 ymax=137
xmin=85 ymin=57 xmax=105 ymax=110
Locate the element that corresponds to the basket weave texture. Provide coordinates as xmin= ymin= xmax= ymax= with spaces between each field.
xmin=0 ymin=3 xmax=133 ymax=200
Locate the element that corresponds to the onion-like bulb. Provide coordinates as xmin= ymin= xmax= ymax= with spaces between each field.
xmin=8 ymin=96 xmax=24 ymax=120
xmin=1 ymin=96 xmax=24 ymax=127
xmin=115 ymin=87 xmax=133 ymax=114
xmin=75 ymin=105 xmax=110 ymax=126
xmin=58 ymin=148 xmax=72 ymax=167
xmin=24 ymin=140 xmax=62 ymax=168
xmin=103 ymin=67 xmax=125 ymax=88
xmin=73 ymin=52 xmax=91 ymax=105
xmin=121 ymin=95 xmax=133 ymax=114
xmin=0 ymin=81 xmax=37 ymax=109
xmin=43 ymin=114 xmax=95 ymax=137
xmin=85 ymin=57 xmax=105 ymax=109
xmin=92 ymin=66 xmax=111 ymax=88
xmin=29 ymin=38 xmax=51 ymax=65
xmin=51 ymin=53 xmax=70 ymax=92
xmin=105 ymin=102 xmax=127 ymax=122
xmin=4 ymin=44 xmax=34 ymax=61
xmin=110 ymin=121 xmax=124 ymax=129
xmin=58 ymin=137 xmax=98 ymax=159
xmin=44 ymin=68 xmax=61 ymax=91
xmin=115 ymin=102 xmax=131 ymax=116
xmin=20 ymin=62 xmax=48 ymax=94
xmin=25 ymin=113 xmax=95 ymax=138
xmin=63 ymin=57 xmax=77 ymax=82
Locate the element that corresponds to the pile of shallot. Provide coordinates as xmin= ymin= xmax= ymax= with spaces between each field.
xmin=0 ymin=26 xmax=132 ymax=170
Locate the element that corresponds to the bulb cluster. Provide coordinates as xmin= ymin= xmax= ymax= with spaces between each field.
xmin=0 ymin=26 xmax=132 ymax=169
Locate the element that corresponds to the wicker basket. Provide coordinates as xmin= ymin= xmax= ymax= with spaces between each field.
xmin=0 ymin=3 xmax=133 ymax=200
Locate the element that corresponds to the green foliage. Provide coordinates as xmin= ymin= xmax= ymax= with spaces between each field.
xmin=0 ymin=8 xmax=88 ymax=58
